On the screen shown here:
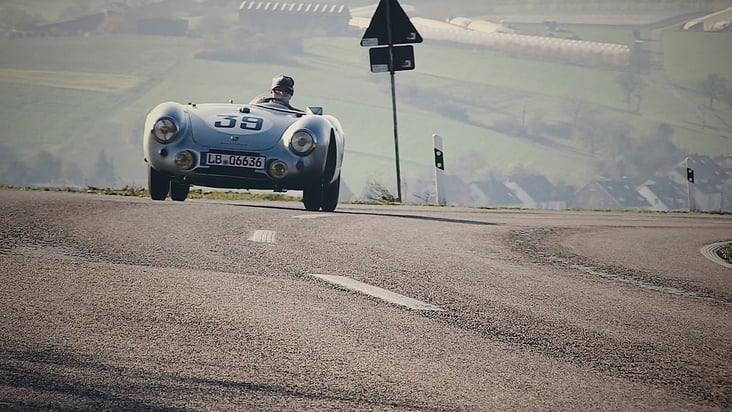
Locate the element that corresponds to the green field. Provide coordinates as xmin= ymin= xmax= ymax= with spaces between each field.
xmin=0 ymin=13 xmax=731 ymax=199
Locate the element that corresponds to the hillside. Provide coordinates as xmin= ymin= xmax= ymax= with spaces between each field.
xmin=0 ymin=1 xmax=731 ymax=203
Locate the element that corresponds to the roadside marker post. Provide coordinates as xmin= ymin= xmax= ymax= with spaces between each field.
xmin=361 ymin=0 xmax=422 ymax=203
xmin=433 ymin=134 xmax=446 ymax=206
xmin=686 ymin=157 xmax=695 ymax=212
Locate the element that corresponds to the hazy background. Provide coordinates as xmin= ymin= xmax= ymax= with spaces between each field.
xmin=0 ymin=0 xmax=730 ymax=208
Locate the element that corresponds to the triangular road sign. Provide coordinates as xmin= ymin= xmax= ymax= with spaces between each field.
xmin=360 ymin=0 xmax=423 ymax=47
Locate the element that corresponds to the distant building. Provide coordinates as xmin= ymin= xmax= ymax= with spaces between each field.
xmin=469 ymin=180 xmax=522 ymax=208
xmin=35 ymin=12 xmax=106 ymax=36
xmin=370 ymin=17 xmax=630 ymax=68
xmin=574 ymin=155 xmax=731 ymax=212
xmin=504 ymin=174 xmax=566 ymax=209
xmin=468 ymin=174 xmax=567 ymax=209
xmin=574 ymin=180 xmax=651 ymax=210
xmin=660 ymin=155 xmax=729 ymax=211
xmin=16 ymin=10 xmax=125 ymax=37
xmin=671 ymin=155 xmax=727 ymax=187
xmin=637 ymin=177 xmax=688 ymax=211
xmin=683 ymin=7 xmax=732 ymax=31
xmin=238 ymin=1 xmax=351 ymax=35
xmin=8 ymin=5 xmax=135 ymax=38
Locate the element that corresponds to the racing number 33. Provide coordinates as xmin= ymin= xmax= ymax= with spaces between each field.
xmin=214 ymin=115 xmax=263 ymax=131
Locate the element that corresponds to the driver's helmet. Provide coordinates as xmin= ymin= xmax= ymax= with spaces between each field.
xmin=271 ymin=75 xmax=294 ymax=95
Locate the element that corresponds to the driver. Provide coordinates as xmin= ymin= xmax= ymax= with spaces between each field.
xmin=256 ymin=74 xmax=301 ymax=111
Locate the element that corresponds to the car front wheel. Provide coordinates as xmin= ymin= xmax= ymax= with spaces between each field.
xmin=148 ymin=166 xmax=169 ymax=200
xmin=302 ymin=182 xmax=322 ymax=211
xmin=170 ymin=181 xmax=190 ymax=201
xmin=302 ymin=175 xmax=340 ymax=212
xmin=321 ymin=175 xmax=340 ymax=212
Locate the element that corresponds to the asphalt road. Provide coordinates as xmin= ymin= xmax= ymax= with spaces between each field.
xmin=1 ymin=189 xmax=730 ymax=411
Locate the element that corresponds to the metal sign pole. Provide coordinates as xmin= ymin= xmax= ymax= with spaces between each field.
xmin=385 ymin=0 xmax=402 ymax=202
xmin=390 ymin=71 xmax=402 ymax=202
xmin=360 ymin=0 xmax=421 ymax=203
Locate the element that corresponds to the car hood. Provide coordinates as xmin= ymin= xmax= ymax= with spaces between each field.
xmin=188 ymin=103 xmax=297 ymax=151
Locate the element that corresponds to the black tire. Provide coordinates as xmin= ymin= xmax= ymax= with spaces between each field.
xmin=321 ymin=175 xmax=340 ymax=212
xmin=148 ymin=166 xmax=169 ymax=200
xmin=302 ymin=183 xmax=323 ymax=211
xmin=170 ymin=180 xmax=190 ymax=201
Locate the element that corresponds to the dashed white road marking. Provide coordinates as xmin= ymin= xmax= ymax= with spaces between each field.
xmin=310 ymin=274 xmax=444 ymax=311
xmin=292 ymin=213 xmax=331 ymax=219
xmin=249 ymin=230 xmax=276 ymax=243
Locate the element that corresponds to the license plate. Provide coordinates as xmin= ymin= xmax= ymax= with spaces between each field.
xmin=203 ymin=153 xmax=265 ymax=169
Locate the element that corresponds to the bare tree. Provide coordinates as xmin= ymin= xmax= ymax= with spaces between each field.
xmin=628 ymin=40 xmax=651 ymax=73
xmin=701 ymin=73 xmax=727 ymax=109
xmin=362 ymin=179 xmax=397 ymax=203
xmin=573 ymin=114 xmax=604 ymax=156
xmin=616 ymin=71 xmax=645 ymax=109
xmin=0 ymin=145 xmax=29 ymax=185
xmin=627 ymin=123 xmax=685 ymax=180
xmin=563 ymin=95 xmax=594 ymax=128
xmin=90 ymin=150 xmax=117 ymax=188
xmin=30 ymin=150 xmax=62 ymax=185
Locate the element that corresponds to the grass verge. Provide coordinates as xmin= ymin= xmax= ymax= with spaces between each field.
xmin=0 ymin=185 xmax=300 ymax=202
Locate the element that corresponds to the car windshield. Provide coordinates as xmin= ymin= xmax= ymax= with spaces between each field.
xmin=249 ymin=93 xmax=304 ymax=113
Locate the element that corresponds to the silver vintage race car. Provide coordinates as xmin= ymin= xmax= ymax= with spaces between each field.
xmin=142 ymin=97 xmax=345 ymax=211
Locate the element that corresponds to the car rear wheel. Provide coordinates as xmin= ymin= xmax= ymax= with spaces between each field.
xmin=148 ymin=166 xmax=169 ymax=200
xmin=321 ymin=175 xmax=340 ymax=212
xmin=170 ymin=181 xmax=190 ymax=201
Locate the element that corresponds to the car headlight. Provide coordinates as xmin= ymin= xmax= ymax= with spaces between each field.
xmin=289 ymin=130 xmax=315 ymax=155
xmin=152 ymin=117 xmax=179 ymax=144
xmin=174 ymin=151 xmax=195 ymax=170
